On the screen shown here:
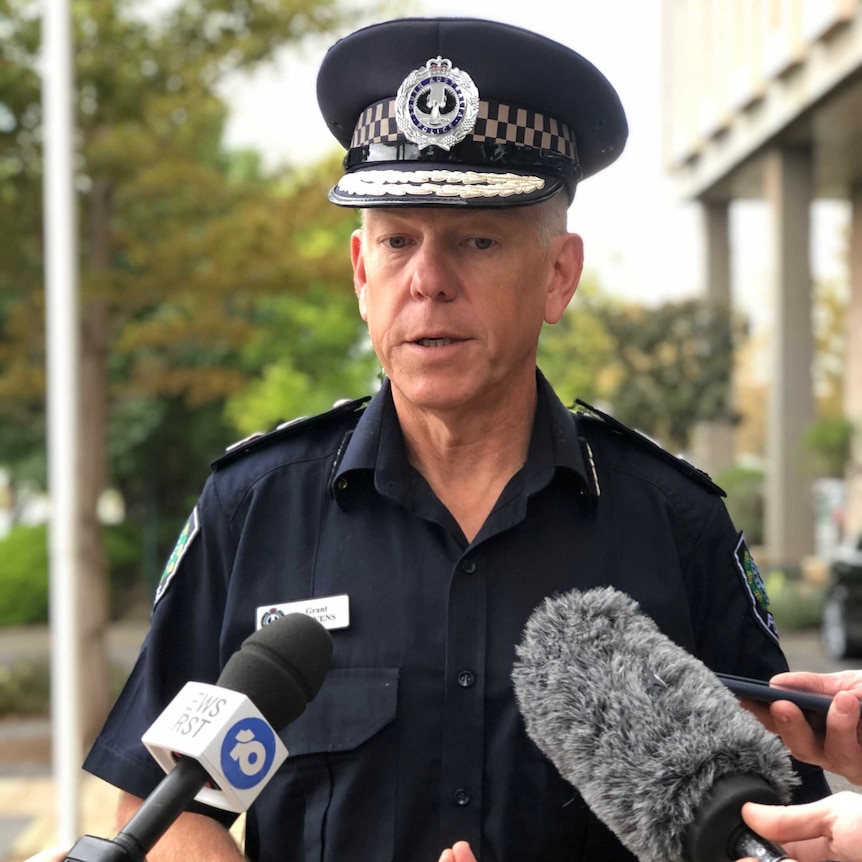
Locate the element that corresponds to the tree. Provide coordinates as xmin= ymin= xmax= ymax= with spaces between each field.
xmin=733 ymin=273 xmax=850 ymax=464
xmin=0 ymin=0 xmax=375 ymax=743
xmin=803 ymin=274 xmax=853 ymax=479
xmin=539 ymin=291 xmax=741 ymax=454
xmin=224 ymin=283 xmax=379 ymax=436
xmin=595 ymin=298 xmax=740 ymax=453
xmin=813 ymin=275 xmax=848 ymax=420
xmin=537 ymin=275 xmax=618 ymax=409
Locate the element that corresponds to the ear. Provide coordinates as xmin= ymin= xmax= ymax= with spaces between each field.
xmin=544 ymin=232 xmax=584 ymax=325
xmin=350 ymin=229 xmax=368 ymax=321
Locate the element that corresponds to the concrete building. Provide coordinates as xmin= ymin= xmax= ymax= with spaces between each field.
xmin=662 ymin=0 xmax=862 ymax=568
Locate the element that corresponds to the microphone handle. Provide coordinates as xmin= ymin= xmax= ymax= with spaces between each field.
xmin=63 ymin=758 xmax=211 ymax=862
xmin=732 ymin=827 xmax=791 ymax=862
xmin=63 ymin=834 xmax=144 ymax=862
xmin=115 ymin=756 xmax=213 ymax=853
xmin=685 ymin=774 xmax=792 ymax=862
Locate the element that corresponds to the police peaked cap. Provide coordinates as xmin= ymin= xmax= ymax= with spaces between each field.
xmin=317 ymin=17 xmax=628 ymax=208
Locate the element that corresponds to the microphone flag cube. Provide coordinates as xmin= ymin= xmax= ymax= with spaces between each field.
xmin=142 ymin=681 xmax=288 ymax=812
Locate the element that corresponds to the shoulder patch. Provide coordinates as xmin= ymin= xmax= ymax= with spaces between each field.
xmin=574 ymin=399 xmax=725 ymax=497
xmin=154 ymin=506 xmax=200 ymax=607
xmin=212 ymin=396 xmax=371 ymax=470
xmin=733 ymin=533 xmax=779 ymax=644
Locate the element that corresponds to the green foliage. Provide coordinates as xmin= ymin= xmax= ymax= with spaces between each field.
xmin=108 ymin=397 xmax=243 ymax=596
xmin=0 ymin=660 xmax=51 ymax=716
xmin=764 ymin=570 xmax=826 ymax=632
xmin=538 ymin=279 xmax=617 ymax=407
xmin=541 ymin=292 xmax=742 ymax=452
xmin=0 ymin=521 xmax=164 ymax=625
xmin=714 ymin=464 xmax=765 ymax=546
xmin=803 ymin=416 xmax=854 ymax=478
xmin=102 ymin=519 xmax=149 ymax=613
xmin=226 ymin=284 xmax=378 ymax=434
xmin=595 ymin=298 xmax=740 ymax=452
xmin=0 ymin=657 xmax=133 ymax=717
xmin=0 ymin=0 xmax=383 ymax=577
xmin=0 ymin=523 xmax=49 ymax=625
xmin=813 ymin=276 xmax=848 ymax=419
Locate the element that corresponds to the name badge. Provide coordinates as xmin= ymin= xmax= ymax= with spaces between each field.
xmin=255 ymin=594 xmax=350 ymax=632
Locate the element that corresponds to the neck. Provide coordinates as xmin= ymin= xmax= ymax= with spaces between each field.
xmin=392 ymin=375 xmax=538 ymax=542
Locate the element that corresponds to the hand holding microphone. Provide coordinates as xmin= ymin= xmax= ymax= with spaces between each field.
xmin=512 ymin=586 xmax=800 ymax=862
xmin=62 ymin=612 xmax=332 ymax=862
xmin=734 ymin=792 xmax=862 ymax=862
xmin=437 ymin=840 xmax=476 ymax=862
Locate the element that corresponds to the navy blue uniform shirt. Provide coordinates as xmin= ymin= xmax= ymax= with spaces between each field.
xmin=84 ymin=372 xmax=829 ymax=861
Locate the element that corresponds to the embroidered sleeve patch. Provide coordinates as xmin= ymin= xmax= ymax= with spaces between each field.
xmin=733 ymin=533 xmax=779 ymax=644
xmin=154 ymin=506 xmax=200 ymax=607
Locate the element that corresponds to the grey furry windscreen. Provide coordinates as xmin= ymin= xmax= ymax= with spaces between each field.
xmin=511 ymin=586 xmax=798 ymax=862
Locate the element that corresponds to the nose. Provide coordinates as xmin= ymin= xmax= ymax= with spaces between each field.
xmin=408 ymin=238 xmax=459 ymax=302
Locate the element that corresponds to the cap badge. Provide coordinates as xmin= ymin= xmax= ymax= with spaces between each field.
xmin=395 ymin=56 xmax=479 ymax=151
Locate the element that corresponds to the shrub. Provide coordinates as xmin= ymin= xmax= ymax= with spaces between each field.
xmin=0 ymin=660 xmax=51 ymax=715
xmin=764 ymin=569 xmax=826 ymax=632
xmin=803 ymin=417 xmax=854 ymax=478
xmin=0 ymin=521 xmax=147 ymax=625
xmin=0 ymin=657 xmax=133 ymax=717
xmin=714 ymin=464 xmax=764 ymax=545
xmin=103 ymin=521 xmax=147 ymax=616
xmin=0 ymin=524 xmax=50 ymax=625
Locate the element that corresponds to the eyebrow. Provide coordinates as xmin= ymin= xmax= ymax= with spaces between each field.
xmin=369 ymin=210 xmax=527 ymax=232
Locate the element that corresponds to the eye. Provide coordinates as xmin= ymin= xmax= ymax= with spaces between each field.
xmin=383 ymin=235 xmax=410 ymax=249
xmin=468 ymin=237 xmax=496 ymax=250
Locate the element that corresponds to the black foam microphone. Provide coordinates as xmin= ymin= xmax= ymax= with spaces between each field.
xmin=64 ymin=612 xmax=333 ymax=862
xmin=511 ymin=587 xmax=799 ymax=862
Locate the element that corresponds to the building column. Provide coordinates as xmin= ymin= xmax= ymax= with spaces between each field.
xmin=763 ymin=147 xmax=815 ymax=569
xmin=692 ymin=200 xmax=735 ymax=475
xmin=844 ymin=185 xmax=862 ymax=538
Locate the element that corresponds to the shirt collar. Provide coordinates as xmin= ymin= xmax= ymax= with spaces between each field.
xmin=532 ymin=369 xmax=592 ymax=489
xmin=330 ymin=371 xmax=594 ymax=508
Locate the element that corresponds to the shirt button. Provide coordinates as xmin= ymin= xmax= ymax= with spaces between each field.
xmin=454 ymin=788 xmax=471 ymax=806
xmin=460 ymin=558 xmax=477 ymax=574
xmin=457 ymin=670 xmax=475 ymax=688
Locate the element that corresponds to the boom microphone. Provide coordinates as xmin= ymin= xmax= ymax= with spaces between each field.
xmin=511 ymin=587 xmax=799 ymax=862
xmin=64 ymin=612 xmax=333 ymax=862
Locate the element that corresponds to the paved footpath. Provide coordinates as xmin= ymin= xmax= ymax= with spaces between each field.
xmin=0 ymin=625 xmax=857 ymax=860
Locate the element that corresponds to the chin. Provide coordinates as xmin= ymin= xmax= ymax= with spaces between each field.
xmin=391 ymin=375 xmax=478 ymax=413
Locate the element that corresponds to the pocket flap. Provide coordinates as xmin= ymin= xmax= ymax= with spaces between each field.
xmin=280 ymin=667 xmax=399 ymax=757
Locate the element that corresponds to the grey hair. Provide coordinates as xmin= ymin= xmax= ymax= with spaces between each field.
xmin=357 ymin=189 xmax=570 ymax=247
xmin=533 ymin=190 xmax=570 ymax=248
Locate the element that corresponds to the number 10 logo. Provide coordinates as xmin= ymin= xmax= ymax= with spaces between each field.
xmin=220 ymin=717 xmax=277 ymax=789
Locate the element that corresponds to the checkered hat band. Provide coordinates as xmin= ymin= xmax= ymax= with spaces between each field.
xmin=351 ymin=98 xmax=577 ymax=160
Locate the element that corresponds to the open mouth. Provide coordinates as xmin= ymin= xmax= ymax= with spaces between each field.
xmin=416 ymin=337 xmax=458 ymax=347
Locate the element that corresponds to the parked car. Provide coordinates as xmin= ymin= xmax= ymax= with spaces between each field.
xmin=822 ymin=532 xmax=862 ymax=659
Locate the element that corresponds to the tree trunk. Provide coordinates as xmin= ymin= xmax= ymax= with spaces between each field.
xmin=77 ymin=175 xmax=113 ymax=746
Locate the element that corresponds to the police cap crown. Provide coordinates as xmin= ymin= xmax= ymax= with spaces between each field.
xmin=318 ymin=17 xmax=628 ymax=208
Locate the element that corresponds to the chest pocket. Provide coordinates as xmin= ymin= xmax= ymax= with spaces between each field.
xmin=247 ymin=667 xmax=399 ymax=862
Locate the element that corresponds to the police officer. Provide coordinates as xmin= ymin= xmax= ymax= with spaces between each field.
xmin=81 ymin=17 xmax=830 ymax=862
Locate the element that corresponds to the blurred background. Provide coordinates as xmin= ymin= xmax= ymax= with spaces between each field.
xmin=2 ymin=0 xmax=862 ymax=857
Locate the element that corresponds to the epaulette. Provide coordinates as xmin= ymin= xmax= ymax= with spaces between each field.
xmin=212 ymin=396 xmax=371 ymax=470
xmin=574 ymin=399 xmax=726 ymax=497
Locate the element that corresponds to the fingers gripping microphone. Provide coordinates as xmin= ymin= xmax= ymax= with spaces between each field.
xmin=64 ymin=613 xmax=333 ymax=862
xmin=511 ymin=587 xmax=799 ymax=862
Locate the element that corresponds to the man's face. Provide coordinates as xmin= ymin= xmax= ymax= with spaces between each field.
xmin=351 ymin=205 xmax=583 ymax=416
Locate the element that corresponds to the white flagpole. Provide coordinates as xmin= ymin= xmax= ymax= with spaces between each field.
xmin=42 ymin=0 xmax=83 ymax=844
